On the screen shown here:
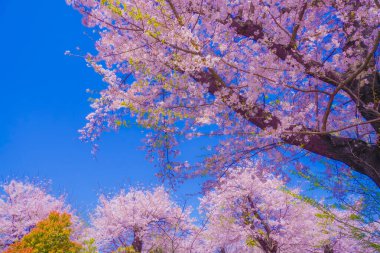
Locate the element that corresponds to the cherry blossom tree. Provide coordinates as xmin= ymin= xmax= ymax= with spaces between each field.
xmin=86 ymin=186 xmax=195 ymax=252
xmin=67 ymin=0 xmax=380 ymax=186
xmin=0 ymin=178 xmax=377 ymax=252
xmin=0 ymin=180 xmax=76 ymax=250
xmin=197 ymin=165 xmax=380 ymax=253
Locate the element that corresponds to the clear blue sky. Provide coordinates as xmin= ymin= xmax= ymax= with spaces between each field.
xmin=0 ymin=0 xmax=204 ymax=218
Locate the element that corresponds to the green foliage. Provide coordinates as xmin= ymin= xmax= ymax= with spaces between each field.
xmin=111 ymin=243 xmax=164 ymax=252
xmin=368 ymin=242 xmax=380 ymax=251
xmin=349 ymin=214 xmax=362 ymax=221
xmin=149 ymin=248 xmax=164 ymax=253
xmin=246 ymin=236 xmax=258 ymax=248
xmin=5 ymin=212 xmax=82 ymax=253
xmin=113 ymin=246 xmax=137 ymax=253
xmin=80 ymin=238 xmax=98 ymax=253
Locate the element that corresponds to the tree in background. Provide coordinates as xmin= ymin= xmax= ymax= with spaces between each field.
xmin=80 ymin=238 xmax=99 ymax=253
xmin=86 ymin=186 xmax=195 ymax=252
xmin=67 ymin=0 xmax=380 ymax=187
xmin=4 ymin=211 xmax=82 ymax=253
xmin=0 ymin=180 xmax=76 ymax=250
xmin=0 ymin=177 xmax=377 ymax=252
xmin=197 ymin=165 xmax=379 ymax=252
xmin=113 ymin=246 xmax=138 ymax=253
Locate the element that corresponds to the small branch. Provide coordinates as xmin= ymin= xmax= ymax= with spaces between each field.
xmin=268 ymin=11 xmax=291 ymax=38
xmin=289 ymin=2 xmax=308 ymax=48
xmin=78 ymin=5 xmax=143 ymax=32
xmin=102 ymin=44 xmax=152 ymax=58
xmin=321 ymin=83 xmax=343 ymax=132
xmin=285 ymin=84 xmax=331 ymax=95
xmin=165 ymin=0 xmax=184 ymax=26
xmin=191 ymin=0 xmax=204 ymax=32
xmin=344 ymin=31 xmax=380 ymax=85
xmin=282 ymin=117 xmax=380 ymax=136
xmin=375 ymin=0 xmax=380 ymax=8
xmin=220 ymin=58 xmax=276 ymax=82
xmin=151 ymin=36 xmax=202 ymax=56
xmin=321 ymin=31 xmax=380 ymax=131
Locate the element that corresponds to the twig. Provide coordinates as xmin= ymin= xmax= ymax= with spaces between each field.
xmin=283 ymin=117 xmax=380 ymax=136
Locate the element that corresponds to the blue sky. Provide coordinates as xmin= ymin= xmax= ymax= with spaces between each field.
xmin=0 ymin=0 xmax=204 ymax=218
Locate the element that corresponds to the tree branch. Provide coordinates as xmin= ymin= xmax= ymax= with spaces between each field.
xmin=193 ymin=69 xmax=380 ymax=187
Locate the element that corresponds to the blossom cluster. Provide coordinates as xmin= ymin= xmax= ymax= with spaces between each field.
xmin=1 ymin=169 xmax=378 ymax=252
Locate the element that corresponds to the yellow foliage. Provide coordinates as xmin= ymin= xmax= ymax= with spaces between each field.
xmin=5 ymin=211 xmax=82 ymax=253
xmin=113 ymin=246 xmax=137 ymax=253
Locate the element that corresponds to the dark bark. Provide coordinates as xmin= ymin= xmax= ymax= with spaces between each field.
xmin=230 ymin=18 xmax=341 ymax=85
xmin=244 ymin=196 xmax=278 ymax=253
xmin=286 ymin=130 xmax=380 ymax=186
xmin=324 ymin=244 xmax=334 ymax=253
xmin=347 ymin=71 xmax=380 ymax=134
xmin=132 ymin=231 xmax=143 ymax=253
xmin=193 ymin=68 xmax=380 ymax=187
xmin=256 ymin=237 xmax=278 ymax=253
xmin=195 ymin=17 xmax=380 ymax=187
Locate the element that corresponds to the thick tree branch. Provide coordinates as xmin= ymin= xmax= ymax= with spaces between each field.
xmin=193 ymin=69 xmax=380 ymax=187
xmin=230 ymin=18 xmax=341 ymax=86
xmin=231 ymin=17 xmax=380 ymax=135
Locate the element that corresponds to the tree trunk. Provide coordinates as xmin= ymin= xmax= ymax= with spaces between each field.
xmin=132 ymin=231 xmax=143 ymax=253
xmin=324 ymin=244 xmax=334 ymax=253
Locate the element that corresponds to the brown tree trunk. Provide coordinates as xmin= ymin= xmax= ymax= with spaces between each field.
xmin=132 ymin=231 xmax=143 ymax=253
xmin=324 ymin=244 xmax=334 ymax=253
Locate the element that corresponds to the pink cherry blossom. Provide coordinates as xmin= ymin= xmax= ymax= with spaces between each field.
xmin=86 ymin=186 xmax=195 ymax=252
xmin=67 ymin=0 xmax=380 ymax=186
xmin=197 ymin=165 xmax=379 ymax=252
